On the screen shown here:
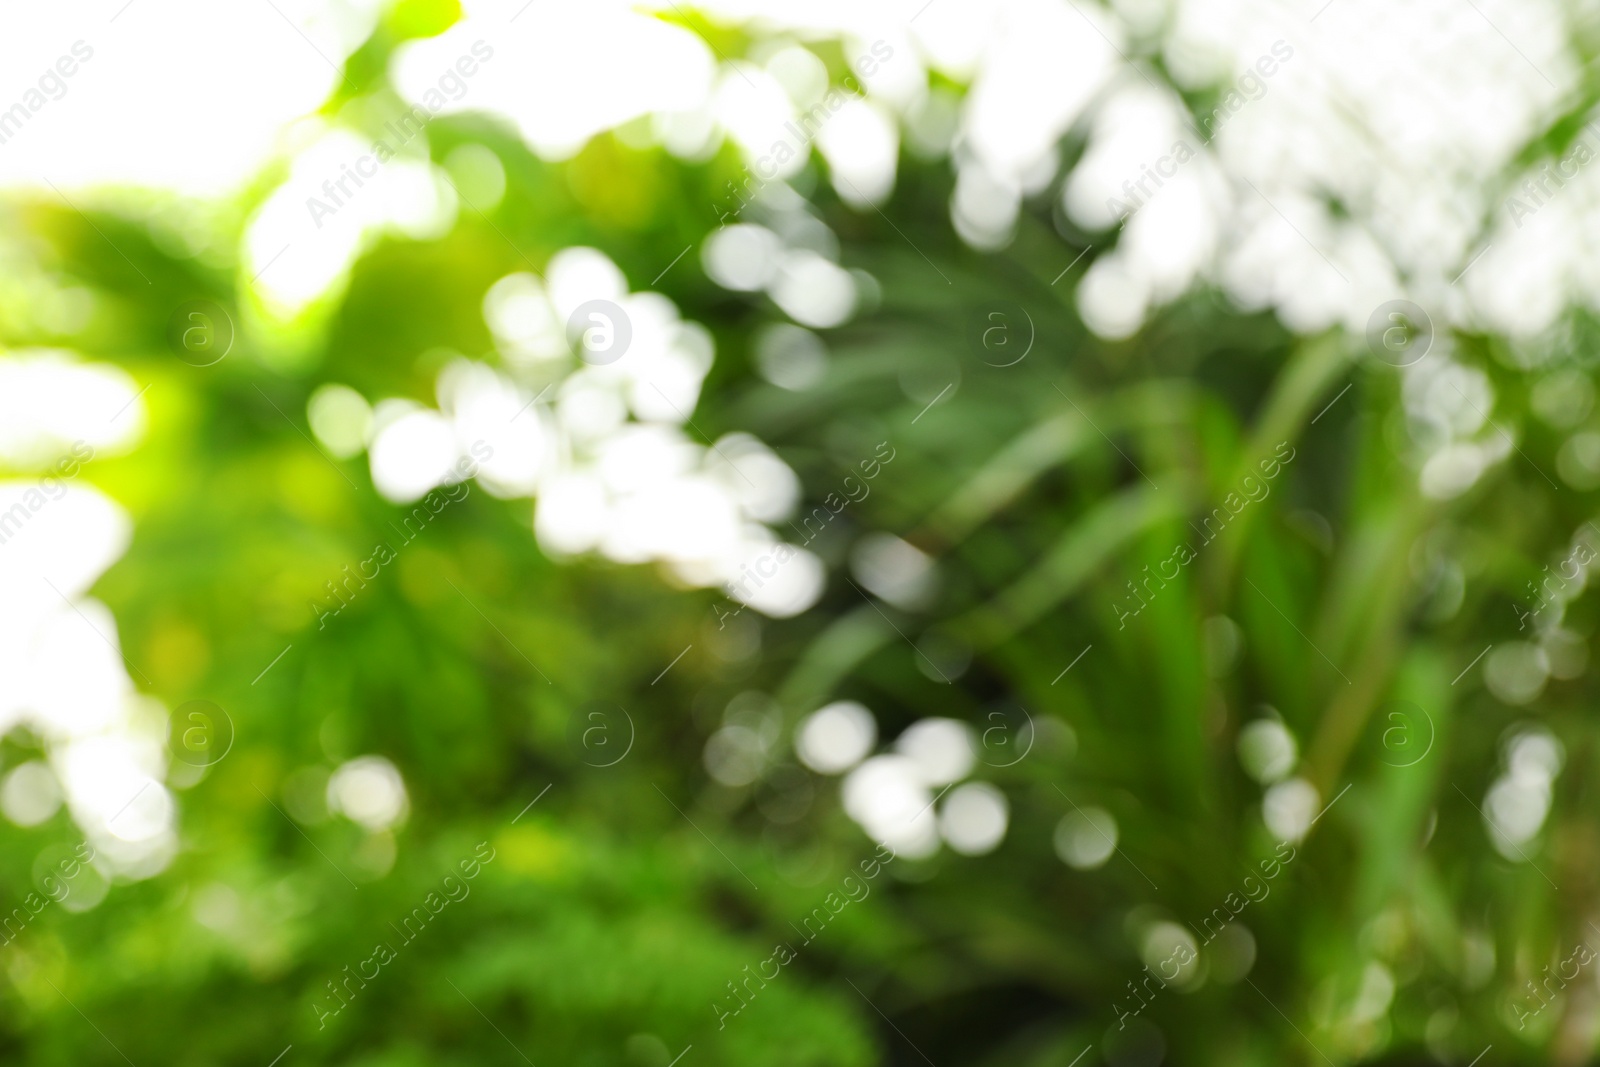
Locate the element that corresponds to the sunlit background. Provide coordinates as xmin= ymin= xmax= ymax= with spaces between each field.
xmin=3 ymin=0 xmax=1600 ymax=1064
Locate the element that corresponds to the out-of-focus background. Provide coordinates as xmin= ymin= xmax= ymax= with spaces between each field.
xmin=2 ymin=0 xmax=1598 ymax=1063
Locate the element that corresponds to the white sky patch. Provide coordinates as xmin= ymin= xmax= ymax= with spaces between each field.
xmin=0 ymin=0 xmax=378 ymax=196
xmin=392 ymin=1 xmax=716 ymax=161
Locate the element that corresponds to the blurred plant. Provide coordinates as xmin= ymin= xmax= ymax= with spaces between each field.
xmin=5 ymin=2 xmax=1600 ymax=1067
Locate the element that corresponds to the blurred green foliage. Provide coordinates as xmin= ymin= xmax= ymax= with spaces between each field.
xmin=4 ymin=5 xmax=1600 ymax=1067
